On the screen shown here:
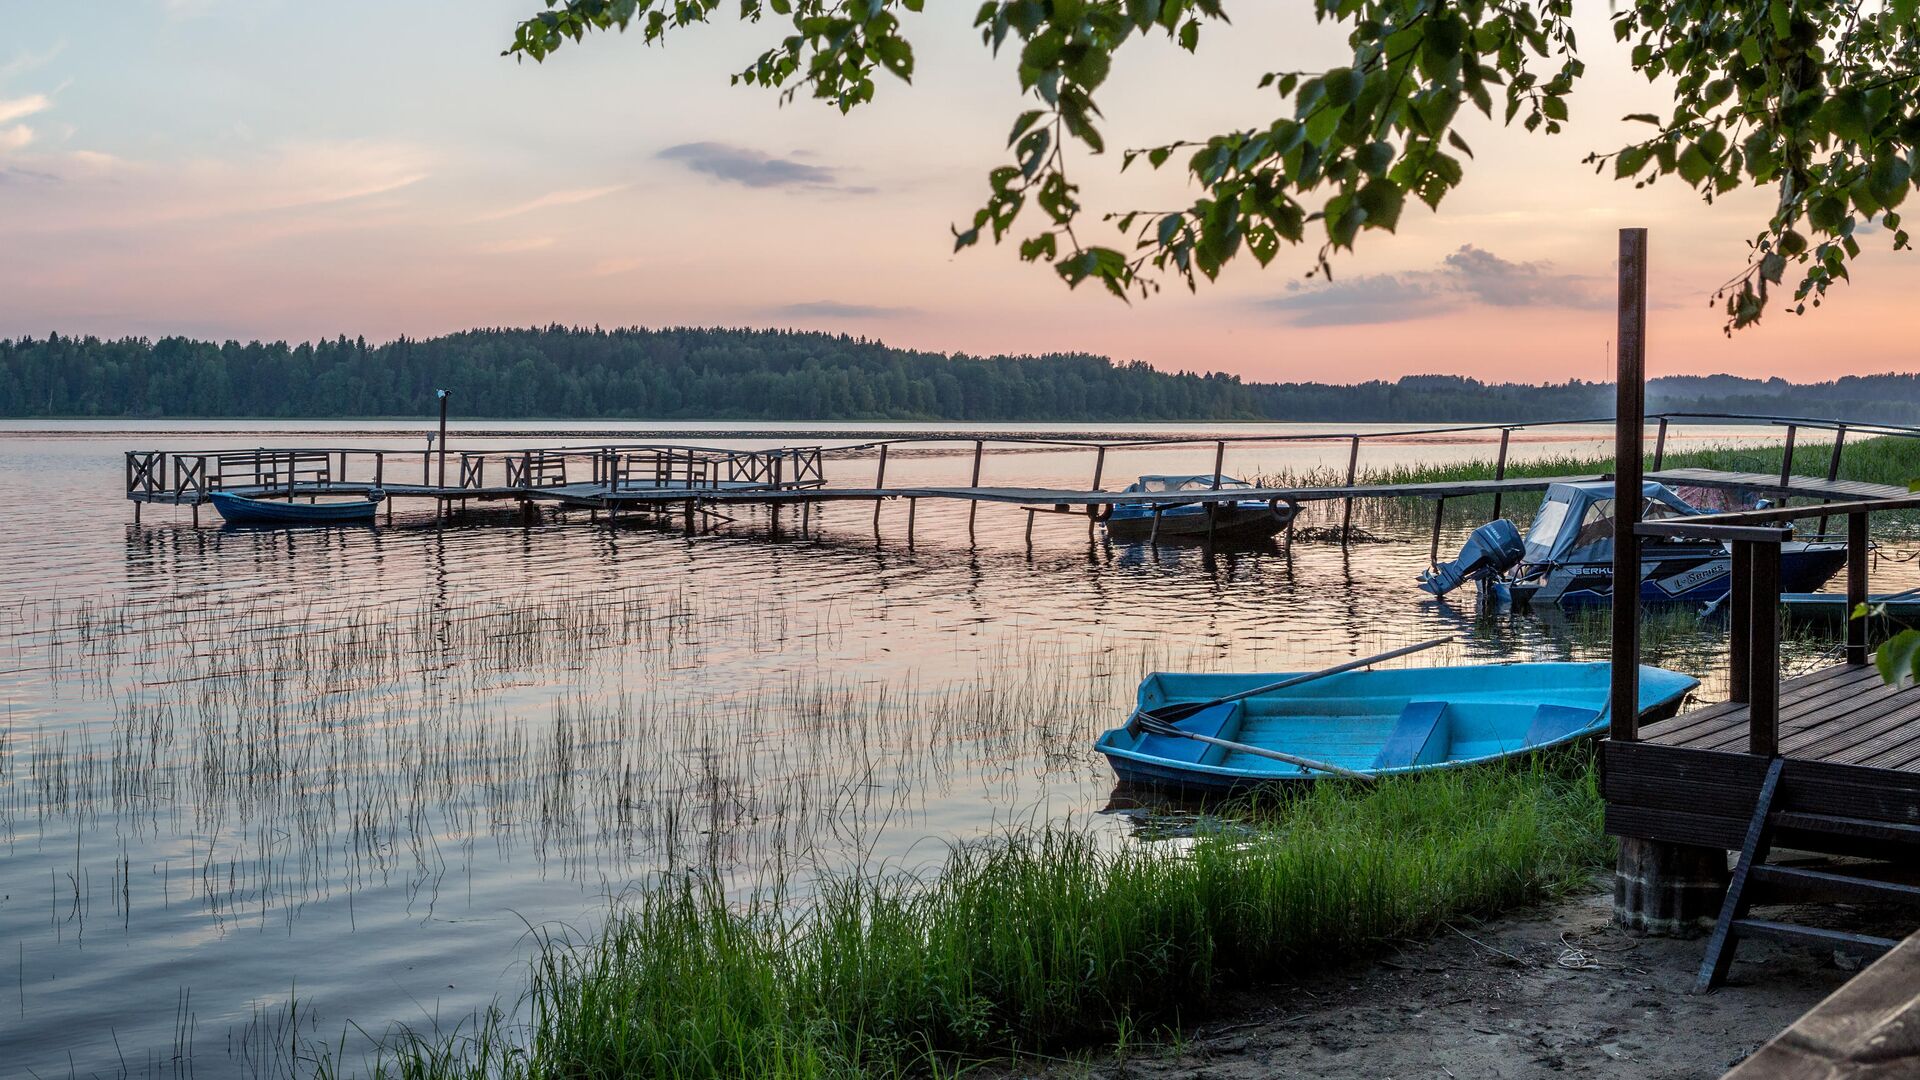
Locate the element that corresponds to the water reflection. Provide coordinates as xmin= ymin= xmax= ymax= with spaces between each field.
xmin=4 ymin=430 xmax=1915 ymax=1078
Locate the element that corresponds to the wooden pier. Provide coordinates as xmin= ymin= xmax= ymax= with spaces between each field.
xmin=1602 ymin=228 xmax=1920 ymax=997
xmin=120 ymin=417 xmax=1916 ymax=546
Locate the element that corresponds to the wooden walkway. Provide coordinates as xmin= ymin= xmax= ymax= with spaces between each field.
xmin=1604 ymin=664 xmax=1920 ymax=853
xmin=1723 ymin=928 xmax=1920 ymax=1078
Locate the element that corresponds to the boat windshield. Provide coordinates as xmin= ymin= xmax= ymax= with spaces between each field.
xmin=1523 ymin=481 xmax=1707 ymax=565
xmin=1136 ymin=476 xmax=1254 ymax=492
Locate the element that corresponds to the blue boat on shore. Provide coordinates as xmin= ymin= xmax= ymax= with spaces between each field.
xmin=210 ymin=490 xmax=383 ymax=526
xmin=1094 ymin=661 xmax=1697 ymax=791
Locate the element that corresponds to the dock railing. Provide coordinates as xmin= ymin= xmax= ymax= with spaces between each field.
xmin=1621 ymin=493 xmax=1920 ymax=752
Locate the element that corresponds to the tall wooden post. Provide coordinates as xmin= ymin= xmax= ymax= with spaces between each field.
xmin=436 ymin=389 xmax=450 ymax=490
xmin=1609 ymin=227 xmax=1731 ymax=938
xmin=1340 ymin=435 xmax=1360 ymax=544
xmin=1749 ymin=538 xmax=1782 ymax=756
xmin=1490 ymin=428 xmax=1512 ymax=520
xmin=968 ymin=439 xmax=984 ymax=539
xmin=1611 ymin=227 xmax=1647 ymax=743
xmin=873 ymin=444 xmax=889 ymax=534
xmin=1847 ymin=511 xmax=1870 ymax=666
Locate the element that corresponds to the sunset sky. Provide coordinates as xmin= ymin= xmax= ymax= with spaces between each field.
xmin=3 ymin=0 xmax=1915 ymax=384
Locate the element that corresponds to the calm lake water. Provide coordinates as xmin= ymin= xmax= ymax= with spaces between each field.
xmin=0 ymin=420 xmax=1907 ymax=1078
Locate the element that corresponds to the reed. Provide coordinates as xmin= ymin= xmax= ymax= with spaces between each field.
xmin=333 ymin=759 xmax=1603 ymax=1079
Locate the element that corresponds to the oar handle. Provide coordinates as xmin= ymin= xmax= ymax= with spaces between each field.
xmin=1138 ymin=718 xmax=1377 ymax=782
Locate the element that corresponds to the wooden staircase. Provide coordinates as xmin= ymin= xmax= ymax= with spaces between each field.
xmin=1697 ymin=757 xmax=1920 ymax=992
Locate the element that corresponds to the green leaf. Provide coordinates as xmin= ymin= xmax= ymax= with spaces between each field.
xmin=1877 ymin=628 xmax=1920 ymax=685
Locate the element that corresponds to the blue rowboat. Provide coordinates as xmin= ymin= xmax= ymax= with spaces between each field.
xmin=210 ymin=490 xmax=382 ymax=526
xmin=1094 ymin=662 xmax=1698 ymax=791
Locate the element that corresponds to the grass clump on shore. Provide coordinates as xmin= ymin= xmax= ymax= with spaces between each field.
xmin=384 ymin=760 xmax=1604 ymax=1080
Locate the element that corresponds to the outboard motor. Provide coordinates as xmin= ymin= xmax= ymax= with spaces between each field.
xmin=1419 ymin=518 xmax=1524 ymax=596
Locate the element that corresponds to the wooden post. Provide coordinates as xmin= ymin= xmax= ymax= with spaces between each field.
xmin=1653 ymin=416 xmax=1669 ymax=471
xmin=1210 ymin=441 xmax=1225 ymax=489
xmin=1611 ymin=227 xmax=1648 ymax=743
xmin=1730 ymin=540 xmax=1752 ymax=703
xmin=873 ymin=443 xmax=889 ymax=533
xmin=1779 ymin=424 xmax=1797 ymax=488
xmin=1848 ymin=511 xmax=1870 ymax=666
xmin=1819 ymin=424 xmax=1848 ymax=535
xmin=1429 ymin=498 xmax=1446 ymax=565
xmin=1025 ymin=508 xmax=1036 ymax=551
xmin=968 ymin=439 xmax=984 ymax=539
xmin=1149 ymin=507 xmax=1163 ymax=546
xmin=436 ymin=390 xmax=450 ymax=491
xmin=906 ymin=497 xmax=916 ymax=546
xmin=1750 ymin=538 xmax=1781 ymax=756
xmin=1490 ymin=428 xmax=1512 ymax=520
xmin=1340 ymin=435 xmax=1360 ymax=544
xmin=1090 ymin=445 xmax=1108 ymax=538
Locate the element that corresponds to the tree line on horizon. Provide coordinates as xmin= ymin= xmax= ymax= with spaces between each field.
xmin=3 ymin=327 xmax=1917 ymax=424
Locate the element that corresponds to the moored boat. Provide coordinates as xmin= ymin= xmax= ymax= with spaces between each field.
xmin=210 ymin=490 xmax=383 ymax=525
xmin=1780 ymin=587 xmax=1920 ymax=627
xmin=1105 ymin=475 xmax=1295 ymax=542
xmin=1421 ymin=480 xmax=1846 ymax=608
xmin=1094 ymin=661 xmax=1697 ymax=791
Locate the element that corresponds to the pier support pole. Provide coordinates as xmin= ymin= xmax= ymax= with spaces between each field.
xmin=1610 ymin=226 xmax=1647 ymax=743
xmin=133 ymin=501 xmax=142 ymax=526
xmin=1607 ymin=227 xmax=1728 ymax=938
xmin=1428 ymin=498 xmax=1446 ymax=566
xmin=906 ymin=498 xmax=916 ymax=546
xmin=967 ymin=440 xmax=984 ymax=541
xmin=1340 ymin=436 xmax=1360 ymax=545
xmin=873 ymin=444 xmax=889 ymax=535
xmin=1490 ymin=429 xmax=1511 ymax=521
xmin=1025 ymin=508 xmax=1035 ymax=552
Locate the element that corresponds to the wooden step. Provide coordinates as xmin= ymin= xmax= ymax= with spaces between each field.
xmin=1731 ymin=917 xmax=1901 ymax=954
xmin=1772 ymin=811 xmax=1920 ymax=845
xmin=1750 ymin=864 xmax=1920 ymax=907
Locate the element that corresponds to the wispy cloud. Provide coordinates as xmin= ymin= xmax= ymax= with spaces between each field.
xmin=773 ymin=300 xmax=915 ymax=319
xmin=476 ymin=184 xmax=624 ymax=222
xmin=658 ymin=142 xmax=854 ymax=190
xmin=0 ymin=94 xmax=49 ymax=125
xmin=1258 ymin=245 xmax=1607 ymax=327
xmin=472 ymin=235 xmax=556 ymax=255
xmin=0 ymin=125 xmax=33 ymax=154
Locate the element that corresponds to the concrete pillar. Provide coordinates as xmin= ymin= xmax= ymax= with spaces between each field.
xmin=1613 ymin=837 xmax=1729 ymax=937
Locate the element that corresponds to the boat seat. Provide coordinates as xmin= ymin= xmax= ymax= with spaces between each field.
xmin=1523 ymin=704 xmax=1599 ymax=748
xmin=1135 ymin=702 xmax=1238 ymax=764
xmin=1372 ymin=701 xmax=1450 ymax=769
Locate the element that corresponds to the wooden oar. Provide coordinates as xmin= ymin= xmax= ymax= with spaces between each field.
xmin=1126 ymin=637 xmax=1453 ymax=729
xmin=1134 ymin=713 xmax=1379 ymax=782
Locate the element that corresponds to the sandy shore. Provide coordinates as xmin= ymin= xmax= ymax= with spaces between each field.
xmin=1008 ymin=880 xmax=1894 ymax=1079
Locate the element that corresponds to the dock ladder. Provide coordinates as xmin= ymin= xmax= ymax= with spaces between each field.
xmin=1697 ymin=756 xmax=1920 ymax=991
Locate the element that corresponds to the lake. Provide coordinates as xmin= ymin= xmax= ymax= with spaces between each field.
xmin=0 ymin=420 xmax=1899 ymax=1078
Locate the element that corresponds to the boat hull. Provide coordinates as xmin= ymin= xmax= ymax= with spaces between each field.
xmin=1511 ymin=543 xmax=1847 ymax=608
xmin=1105 ymin=502 xmax=1294 ymax=542
xmin=210 ymin=491 xmax=380 ymax=525
xmin=1780 ymin=591 xmax=1920 ymax=627
xmin=1094 ymin=662 xmax=1698 ymax=793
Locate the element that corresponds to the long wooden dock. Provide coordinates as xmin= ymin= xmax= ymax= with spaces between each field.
xmin=119 ymin=421 xmax=1912 ymax=537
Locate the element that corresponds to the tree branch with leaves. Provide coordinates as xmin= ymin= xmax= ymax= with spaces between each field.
xmin=506 ymin=0 xmax=1920 ymax=324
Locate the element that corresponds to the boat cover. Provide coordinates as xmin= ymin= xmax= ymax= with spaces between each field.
xmin=1521 ymin=481 xmax=1702 ymax=566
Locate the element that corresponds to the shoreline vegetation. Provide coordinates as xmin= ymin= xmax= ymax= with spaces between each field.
xmin=335 ymin=763 xmax=1605 ymax=1080
xmin=12 ymin=327 xmax=1920 ymax=423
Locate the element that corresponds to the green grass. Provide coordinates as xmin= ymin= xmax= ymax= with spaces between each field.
xmin=1257 ymin=432 xmax=1920 ymax=490
xmin=338 ymin=760 xmax=1606 ymax=1079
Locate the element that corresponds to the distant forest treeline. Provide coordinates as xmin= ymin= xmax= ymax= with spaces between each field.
xmin=5 ymin=327 xmax=1919 ymax=424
